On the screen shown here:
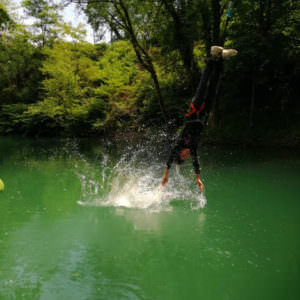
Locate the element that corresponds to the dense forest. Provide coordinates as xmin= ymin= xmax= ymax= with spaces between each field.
xmin=0 ymin=0 xmax=299 ymax=146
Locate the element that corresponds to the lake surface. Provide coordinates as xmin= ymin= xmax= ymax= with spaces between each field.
xmin=0 ymin=136 xmax=300 ymax=300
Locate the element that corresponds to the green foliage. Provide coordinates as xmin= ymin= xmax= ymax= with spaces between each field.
xmin=0 ymin=29 xmax=42 ymax=104
xmin=17 ymin=40 xmax=145 ymax=135
xmin=0 ymin=0 xmax=299 ymax=144
xmin=22 ymin=0 xmax=87 ymax=47
xmin=94 ymin=41 xmax=140 ymax=126
xmin=0 ymin=104 xmax=27 ymax=134
xmin=220 ymin=0 xmax=300 ymax=130
xmin=136 ymin=48 xmax=192 ymax=124
xmin=0 ymin=3 xmax=12 ymax=30
xmin=22 ymin=0 xmax=61 ymax=47
xmin=23 ymin=41 xmax=104 ymax=135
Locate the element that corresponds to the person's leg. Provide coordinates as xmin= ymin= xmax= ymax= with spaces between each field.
xmin=187 ymin=46 xmax=237 ymax=118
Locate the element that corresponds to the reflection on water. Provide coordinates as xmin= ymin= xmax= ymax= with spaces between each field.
xmin=0 ymin=212 xmax=144 ymax=300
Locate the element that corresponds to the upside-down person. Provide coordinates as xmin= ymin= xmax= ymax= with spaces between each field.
xmin=161 ymin=46 xmax=238 ymax=192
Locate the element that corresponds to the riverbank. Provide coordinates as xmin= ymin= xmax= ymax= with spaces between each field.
xmin=106 ymin=124 xmax=300 ymax=149
xmin=1 ymin=123 xmax=300 ymax=149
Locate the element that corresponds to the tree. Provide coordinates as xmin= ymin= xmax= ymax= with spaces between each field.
xmin=0 ymin=3 xmax=43 ymax=133
xmin=21 ymin=40 xmax=142 ymax=135
xmin=0 ymin=2 xmax=13 ymax=31
xmin=0 ymin=27 xmax=42 ymax=105
xmin=221 ymin=0 xmax=300 ymax=130
xmin=70 ymin=0 xmax=168 ymax=121
xmin=23 ymin=41 xmax=102 ymax=133
xmin=22 ymin=0 xmax=74 ymax=47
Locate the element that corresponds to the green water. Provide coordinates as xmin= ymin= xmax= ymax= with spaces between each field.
xmin=0 ymin=137 xmax=300 ymax=300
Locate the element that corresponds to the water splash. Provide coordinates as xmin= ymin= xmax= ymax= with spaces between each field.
xmin=76 ymin=139 xmax=207 ymax=212
xmin=73 ymin=128 xmax=207 ymax=212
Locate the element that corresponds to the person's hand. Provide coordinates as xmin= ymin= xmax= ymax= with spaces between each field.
xmin=196 ymin=174 xmax=204 ymax=192
xmin=161 ymin=168 xmax=169 ymax=186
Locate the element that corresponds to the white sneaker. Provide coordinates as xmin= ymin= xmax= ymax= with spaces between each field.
xmin=211 ymin=46 xmax=224 ymax=57
xmin=222 ymin=48 xmax=238 ymax=59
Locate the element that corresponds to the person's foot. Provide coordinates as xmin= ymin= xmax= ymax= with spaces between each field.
xmin=210 ymin=45 xmax=238 ymax=59
xmin=211 ymin=46 xmax=223 ymax=57
xmin=222 ymin=48 xmax=238 ymax=59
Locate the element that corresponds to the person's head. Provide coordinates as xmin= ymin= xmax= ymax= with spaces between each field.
xmin=180 ymin=148 xmax=190 ymax=161
xmin=175 ymin=148 xmax=190 ymax=165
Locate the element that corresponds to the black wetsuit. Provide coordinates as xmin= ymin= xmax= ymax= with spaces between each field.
xmin=188 ymin=56 xmax=223 ymax=121
xmin=166 ymin=121 xmax=203 ymax=173
xmin=166 ymin=56 xmax=223 ymax=174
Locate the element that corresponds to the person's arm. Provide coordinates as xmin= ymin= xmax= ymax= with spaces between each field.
xmin=161 ymin=145 xmax=179 ymax=186
xmin=196 ymin=173 xmax=204 ymax=192
xmin=191 ymin=147 xmax=204 ymax=192
xmin=161 ymin=168 xmax=169 ymax=186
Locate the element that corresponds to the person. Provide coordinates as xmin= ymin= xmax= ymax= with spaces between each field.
xmin=161 ymin=46 xmax=238 ymax=192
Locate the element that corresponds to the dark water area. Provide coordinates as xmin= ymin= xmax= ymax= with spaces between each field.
xmin=0 ymin=136 xmax=300 ymax=300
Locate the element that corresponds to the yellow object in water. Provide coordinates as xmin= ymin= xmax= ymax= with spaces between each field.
xmin=0 ymin=178 xmax=4 ymax=191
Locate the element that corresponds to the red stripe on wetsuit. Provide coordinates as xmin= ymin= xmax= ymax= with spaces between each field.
xmin=185 ymin=102 xmax=205 ymax=117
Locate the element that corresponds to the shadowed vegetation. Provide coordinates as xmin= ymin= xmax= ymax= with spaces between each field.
xmin=0 ymin=0 xmax=299 ymax=145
